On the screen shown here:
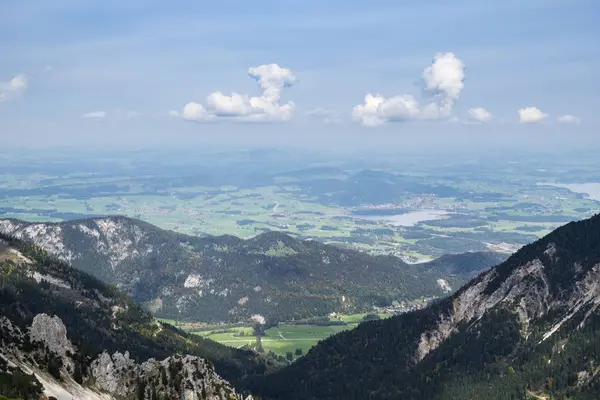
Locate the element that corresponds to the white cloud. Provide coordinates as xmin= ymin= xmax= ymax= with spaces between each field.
xmin=0 ymin=73 xmax=28 ymax=102
xmin=353 ymin=53 xmax=465 ymax=126
xmin=519 ymin=107 xmax=548 ymax=124
xmin=422 ymin=52 xmax=465 ymax=105
xmin=81 ymin=110 xmax=142 ymax=120
xmin=557 ymin=114 xmax=581 ymax=124
xmin=182 ymin=102 xmax=213 ymax=121
xmin=81 ymin=111 xmax=106 ymax=119
xmin=353 ymin=94 xmax=421 ymax=126
xmin=207 ymin=92 xmax=254 ymax=117
xmin=248 ymin=63 xmax=296 ymax=103
xmin=168 ymin=110 xmax=180 ymax=117
xmin=179 ymin=63 xmax=296 ymax=123
xmin=468 ymin=107 xmax=493 ymax=122
xmin=307 ymin=108 xmax=342 ymax=124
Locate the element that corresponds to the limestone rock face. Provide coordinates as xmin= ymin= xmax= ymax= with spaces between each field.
xmin=90 ymin=351 xmax=242 ymax=400
xmin=90 ymin=351 xmax=138 ymax=397
xmin=29 ymin=313 xmax=75 ymax=358
xmin=2 ymin=313 xmax=248 ymax=400
xmin=415 ymin=250 xmax=600 ymax=363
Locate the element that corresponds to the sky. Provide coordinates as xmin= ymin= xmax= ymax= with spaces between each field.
xmin=1 ymin=0 xmax=599 ymax=152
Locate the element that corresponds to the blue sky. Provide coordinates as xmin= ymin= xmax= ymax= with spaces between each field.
xmin=1 ymin=0 xmax=598 ymax=151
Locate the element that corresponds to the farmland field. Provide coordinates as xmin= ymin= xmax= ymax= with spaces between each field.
xmin=1 ymin=148 xmax=599 ymax=261
xmin=197 ymin=325 xmax=353 ymax=357
xmin=158 ymin=313 xmax=393 ymax=358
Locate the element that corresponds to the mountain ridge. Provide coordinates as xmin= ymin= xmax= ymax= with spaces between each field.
xmin=251 ymin=214 xmax=600 ymax=400
xmin=0 ymin=216 xmax=505 ymax=323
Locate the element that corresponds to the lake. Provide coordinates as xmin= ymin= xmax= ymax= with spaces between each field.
xmin=538 ymin=182 xmax=600 ymax=202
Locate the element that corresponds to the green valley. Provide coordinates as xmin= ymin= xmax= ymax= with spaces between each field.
xmin=158 ymin=312 xmax=395 ymax=359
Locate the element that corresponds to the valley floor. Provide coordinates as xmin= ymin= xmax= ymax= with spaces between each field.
xmin=158 ymin=313 xmax=392 ymax=359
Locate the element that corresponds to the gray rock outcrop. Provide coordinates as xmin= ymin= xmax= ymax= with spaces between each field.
xmin=2 ymin=313 xmax=247 ymax=399
xmin=29 ymin=313 xmax=75 ymax=358
xmin=90 ymin=351 xmax=243 ymax=400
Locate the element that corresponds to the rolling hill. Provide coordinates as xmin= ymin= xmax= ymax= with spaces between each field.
xmin=0 ymin=217 xmax=504 ymax=323
xmin=250 ymin=214 xmax=600 ymax=400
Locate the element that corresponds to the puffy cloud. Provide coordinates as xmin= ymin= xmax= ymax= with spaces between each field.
xmin=557 ymin=114 xmax=581 ymax=124
xmin=182 ymin=102 xmax=212 ymax=121
xmin=519 ymin=107 xmax=547 ymax=124
xmin=81 ymin=111 xmax=106 ymax=119
xmin=353 ymin=94 xmax=421 ymax=126
xmin=352 ymin=95 xmax=386 ymax=127
xmin=168 ymin=110 xmax=180 ymax=117
xmin=307 ymin=108 xmax=342 ymax=124
xmin=353 ymin=53 xmax=465 ymax=126
xmin=468 ymin=107 xmax=493 ymax=122
xmin=0 ymin=73 xmax=28 ymax=102
xmin=422 ymin=53 xmax=465 ymax=106
xmin=179 ymin=63 xmax=296 ymax=123
xmin=207 ymin=92 xmax=253 ymax=117
xmin=248 ymin=63 xmax=296 ymax=103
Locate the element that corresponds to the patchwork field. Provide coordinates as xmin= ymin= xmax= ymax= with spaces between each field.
xmin=1 ymin=149 xmax=599 ymax=261
xmin=157 ymin=313 xmax=393 ymax=358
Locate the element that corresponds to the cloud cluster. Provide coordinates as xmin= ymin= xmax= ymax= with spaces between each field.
xmin=352 ymin=53 xmax=465 ymax=126
xmin=0 ymin=74 xmax=28 ymax=102
xmin=462 ymin=106 xmax=581 ymax=125
xmin=518 ymin=107 xmax=548 ymax=124
xmin=2 ymin=62 xmax=584 ymax=129
xmin=180 ymin=64 xmax=296 ymax=123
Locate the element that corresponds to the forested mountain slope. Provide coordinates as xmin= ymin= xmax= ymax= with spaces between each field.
xmin=0 ymin=217 xmax=503 ymax=323
xmin=422 ymin=250 xmax=506 ymax=276
xmin=250 ymin=214 xmax=600 ymax=400
xmin=0 ymin=233 xmax=272 ymax=399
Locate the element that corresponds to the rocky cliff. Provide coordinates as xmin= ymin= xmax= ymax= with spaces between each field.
xmin=253 ymin=214 xmax=600 ymax=400
xmin=0 ymin=234 xmax=270 ymax=399
xmin=1 ymin=314 xmax=246 ymax=400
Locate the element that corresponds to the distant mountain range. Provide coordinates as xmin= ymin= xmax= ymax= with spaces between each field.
xmin=250 ymin=214 xmax=600 ymax=400
xmin=0 ymin=217 xmax=506 ymax=323
xmin=0 ymin=233 xmax=269 ymax=399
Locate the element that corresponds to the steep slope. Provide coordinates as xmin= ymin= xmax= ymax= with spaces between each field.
xmin=422 ymin=251 xmax=508 ymax=276
xmin=0 ymin=217 xmax=501 ymax=323
xmin=0 ymin=233 xmax=273 ymax=399
xmin=251 ymin=214 xmax=600 ymax=400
